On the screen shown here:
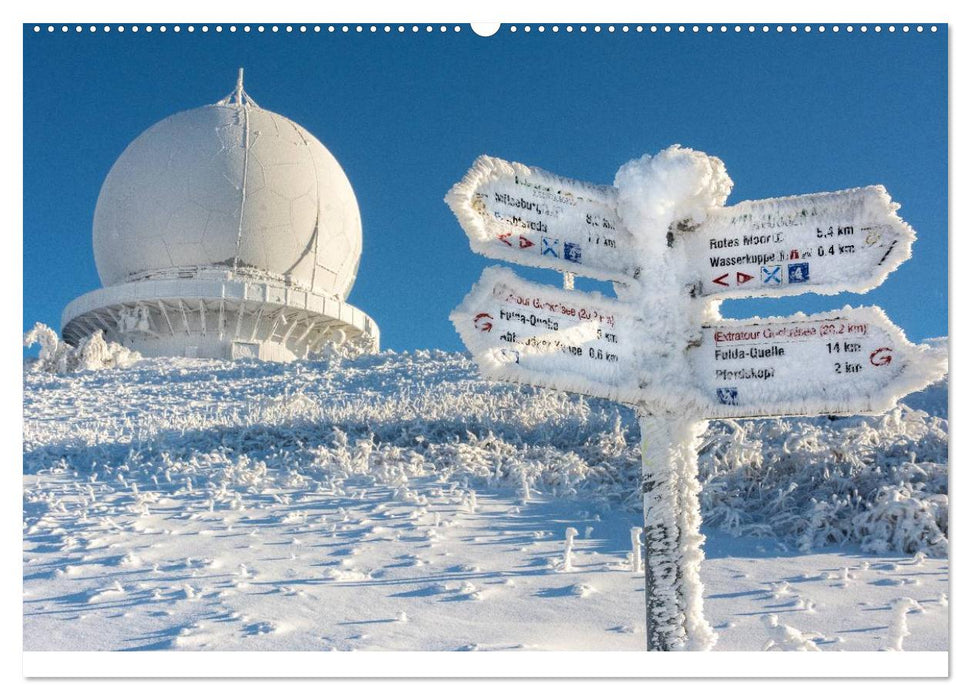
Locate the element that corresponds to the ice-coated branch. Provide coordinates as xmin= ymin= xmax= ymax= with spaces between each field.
xmin=24 ymin=323 xmax=141 ymax=374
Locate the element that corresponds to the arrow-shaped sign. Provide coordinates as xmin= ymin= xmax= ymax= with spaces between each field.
xmin=452 ymin=267 xmax=946 ymax=419
xmin=445 ymin=155 xmax=641 ymax=283
xmin=447 ymin=148 xmax=943 ymax=652
xmin=691 ymin=307 xmax=946 ymax=418
xmin=684 ymin=187 xmax=916 ymax=298
xmin=450 ymin=266 xmax=645 ymax=403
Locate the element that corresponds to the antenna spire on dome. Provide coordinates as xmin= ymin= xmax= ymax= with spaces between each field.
xmin=217 ymin=68 xmax=260 ymax=108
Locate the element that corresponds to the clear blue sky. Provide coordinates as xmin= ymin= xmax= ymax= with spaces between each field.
xmin=23 ymin=24 xmax=947 ymax=352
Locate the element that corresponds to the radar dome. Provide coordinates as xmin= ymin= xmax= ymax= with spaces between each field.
xmin=63 ymin=72 xmax=378 ymax=363
xmin=93 ymin=88 xmax=362 ymax=299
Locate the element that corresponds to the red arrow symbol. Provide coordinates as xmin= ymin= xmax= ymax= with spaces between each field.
xmin=713 ymin=273 xmax=730 ymax=287
xmin=497 ymin=232 xmax=512 ymax=246
xmin=519 ymin=235 xmax=534 ymax=249
xmin=737 ymin=271 xmax=754 ymax=284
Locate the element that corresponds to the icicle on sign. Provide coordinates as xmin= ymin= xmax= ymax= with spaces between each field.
xmin=446 ymin=150 xmax=945 ymax=652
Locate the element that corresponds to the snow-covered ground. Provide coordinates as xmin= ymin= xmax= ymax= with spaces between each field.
xmin=22 ymin=350 xmax=948 ymax=652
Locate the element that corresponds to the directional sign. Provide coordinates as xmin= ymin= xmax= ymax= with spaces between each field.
xmin=689 ymin=307 xmax=947 ymax=419
xmin=450 ymin=266 xmax=647 ymax=403
xmin=683 ymin=187 xmax=915 ymax=298
xmin=445 ymin=155 xmax=640 ymax=283
xmin=453 ymin=266 xmax=946 ymax=419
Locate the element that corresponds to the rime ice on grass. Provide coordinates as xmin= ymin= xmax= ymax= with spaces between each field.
xmin=562 ymin=527 xmax=579 ymax=572
xmin=630 ymin=527 xmax=643 ymax=573
xmin=884 ymin=597 xmax=924 ymax=651
xmin=24 ymin=323 xmax=141 ymax=374
xmin=760 ymin=614 xmax=820 ymax=652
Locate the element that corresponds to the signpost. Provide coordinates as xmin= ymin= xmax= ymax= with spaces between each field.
xmin=447 ymin=151 xmax=946 ymax=651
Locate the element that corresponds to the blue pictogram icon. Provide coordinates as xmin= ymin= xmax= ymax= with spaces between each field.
xmin=762 ymin=265 xmax=782 ymax=285
xmin=542 ymin=237 xmax=560 ymax=257
xmin=788 ymin=262 xmax=810 ymax=284
xmin=564 ymin=242 xmax=582 ymax=263
xmin=716 ymin=387 xmax=739 ymax=405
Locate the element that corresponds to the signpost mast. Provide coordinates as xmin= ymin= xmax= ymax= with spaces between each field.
xmin=639 ymin=412 xmax=715 ymax=650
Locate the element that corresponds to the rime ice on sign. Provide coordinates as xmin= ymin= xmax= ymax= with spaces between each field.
xmin=450 ymin=266 xmax=643 ymax=404
xmin=445 ymin=155 xmax=640 ymax=283
xmin=691 ymin=307 xmax=947 ymax=419
xmin=683 ymin=187 xmax=916 ymax=298
xmin=449 ymin=151 xmax=944 ymax=420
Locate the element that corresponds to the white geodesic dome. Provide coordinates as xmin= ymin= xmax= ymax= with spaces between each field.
xmin=92 ymin=96 xmax=362 ymax=299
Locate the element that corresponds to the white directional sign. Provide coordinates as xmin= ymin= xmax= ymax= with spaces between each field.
xmin=450 ymin=266 xmax=646 ymax=404
xmin=691 ymin=307 xmax=946 ymax=419
xmin=683 ymin=187 xmax=916 ymax=298
xmin=445 ymin=155 xmax=641 ymax=283
xmin=448 ymin=157 xmax=918 ymax=300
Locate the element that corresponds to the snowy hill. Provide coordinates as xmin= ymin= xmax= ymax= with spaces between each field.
xmin=23 ymin=351 xmax=948 ymax=651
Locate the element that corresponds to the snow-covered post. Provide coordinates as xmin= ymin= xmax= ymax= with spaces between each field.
xmin=639 ymin=413 xmax=684 ymax=650
xmin=614 ymin=148 xmax=727 ymax=652
xmin=670 ymin=418 xmax=717 ymax=650
xmin=639 ymin=412 xmax=717 ymax=651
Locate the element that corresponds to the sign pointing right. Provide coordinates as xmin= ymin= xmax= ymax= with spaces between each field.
xmin=682 ymin=186 xmax=916 ymax=298
xmin=451 ymin=266 xmax=946 ymax=419
xmin=691 ymin=307 xmax=946 ymax=419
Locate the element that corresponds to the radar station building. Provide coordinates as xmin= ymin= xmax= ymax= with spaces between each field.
xmin=62 ymin=71 xmax=379 ymax=362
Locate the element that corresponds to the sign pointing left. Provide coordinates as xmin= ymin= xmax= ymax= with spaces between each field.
xmin=450 ymin=265 xmax=645 ymax=404
xmin=446 ymin=155 xmax=641 ymax=283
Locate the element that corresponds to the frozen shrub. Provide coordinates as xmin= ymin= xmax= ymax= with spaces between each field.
xmin=24 ymin=323 xmax=141 ymax=374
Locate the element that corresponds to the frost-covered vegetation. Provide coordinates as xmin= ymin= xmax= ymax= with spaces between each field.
xmin=24 ymin=322 xmax=141 ymax=374
xmin=23 ymin=349 xmax=947 ymax=557
xmin=700 ymin=407 xmax=948 ymax=556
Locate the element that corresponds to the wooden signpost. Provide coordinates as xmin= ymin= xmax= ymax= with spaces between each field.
xmin=447 ymin=153 xmax=946 ymax=651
